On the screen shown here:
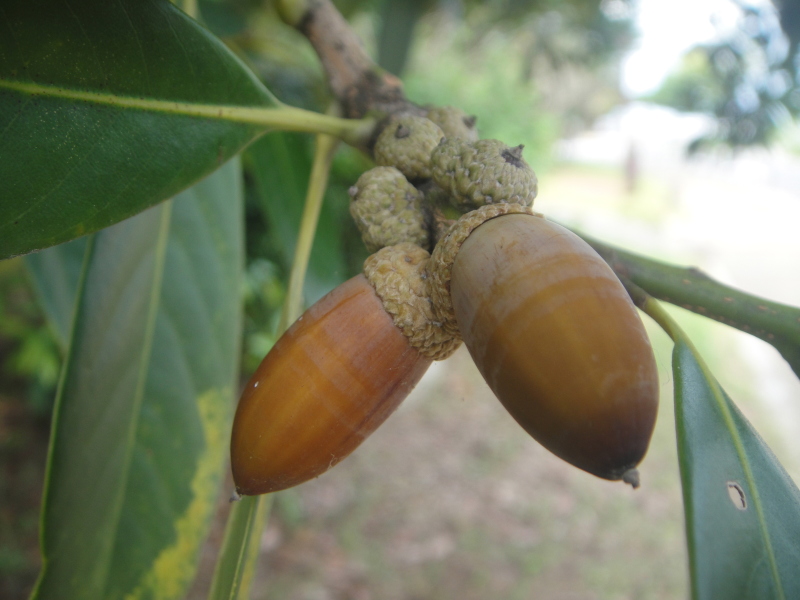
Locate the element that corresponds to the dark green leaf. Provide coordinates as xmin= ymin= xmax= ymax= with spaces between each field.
xmin=673 ymin=340 xmax=800 ymax=600
xmin=25 ymin=237 xmax=89 ymax=349
xmin=376 ymin=0 xmax=431 ymax=76
xmin=246 ymin=132 xmax=348 ymax=304
xmin=33 ymin=159 xmax=244 ymax=600
xmin=0 ymin=0 xmax=275 ymax=259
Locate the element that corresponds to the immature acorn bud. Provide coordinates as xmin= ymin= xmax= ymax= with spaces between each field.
xmin=374 ymin=115 xmax=444 ymax=180
xmin=425 ymin=106 xmax=479 ymax=142
xmin=349 ymin=167 xmax=430 ymax=252
xmin=430 ymin=208 xmax=659 ymax=484
xmin=431 ymin=138 xmax=538 ymax=211
xmin=231 ymin=275 xmax=433 ymax=496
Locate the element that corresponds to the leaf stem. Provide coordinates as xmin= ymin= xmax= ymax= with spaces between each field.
xmin=0 ymin=80 xmax=376 ymax=148
xmin=635 ymin=290 xmax=686 ymax=347
xmin=208 ymin=128 xmax=338 ymax=599
xmin=207 ymin=494 xmax=270 ymax=600
xmin=180 ymin=0 xmax=198 ymax=18
xmin=275 ymin=0 xmax=309 ymax=25
xmin=279 ymin=133 xmax=340 ymax=330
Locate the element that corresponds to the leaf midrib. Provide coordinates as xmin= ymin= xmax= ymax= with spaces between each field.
xmin=0 ymin=78 xmax=279 ymax=121
xmin=103 ymin=203 xmax=173 ymax=595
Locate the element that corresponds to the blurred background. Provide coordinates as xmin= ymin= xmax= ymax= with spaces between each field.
xmin=3 ymin=0 xmax=800 ymax=598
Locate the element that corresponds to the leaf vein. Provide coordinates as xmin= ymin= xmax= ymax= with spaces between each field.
xmin=0 ymin=108 xmax=113 ymax=234
xmin=162 ymin=9 xmax=198 ymax=95
xmin=104 ymin=203 xmax=173 ymax=596
xmin=116 ymin=0 xmax=152 ymax=95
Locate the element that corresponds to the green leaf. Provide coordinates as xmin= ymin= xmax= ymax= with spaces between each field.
xmin=25 ymin=237 xmax=89 ymax=350
xmin=246 ymin=132 xmax=348 ymax=304
xmin=33 ymin=158 xmax=244 ymax=600
xmin=673 ymin=340 xmax=800 ymax=600
xmin=0 ymin=0 xmax=275 ymax=260
xmin=376 ymin=0 xmax=430 ymax=76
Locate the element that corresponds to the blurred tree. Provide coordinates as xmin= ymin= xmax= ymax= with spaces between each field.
xmin=376 ymin=0 xmax=635 ymax=80
xmin=374 ymin=0 xmax=635 ymax=132
xmin=650 ymin=0 xmax=800 ymax=150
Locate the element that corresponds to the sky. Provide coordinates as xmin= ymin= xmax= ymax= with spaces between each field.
xmin=621 ymin=0 xmax=743 ymax=97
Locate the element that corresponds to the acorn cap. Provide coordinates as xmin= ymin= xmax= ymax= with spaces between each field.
xmin=425 ymin=106 xmax=479 ymax=142
xmin=374 ymin=115 xmax=445 ymax=181
xmin=431 ymin=138 xmax=538 ymax=211
xmin=349 ymin=167 xmax=430 ymax=252
xmin=364 ymin=243 xmax=461 ymax=361
xmin=427 ymin=203 xmax=535 ymax=338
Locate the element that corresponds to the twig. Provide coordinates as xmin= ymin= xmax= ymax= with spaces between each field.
xmin=276 ymin=0 xmax=423 ymax=122
xmin=571 ymin=227 xmax=800 ymax=376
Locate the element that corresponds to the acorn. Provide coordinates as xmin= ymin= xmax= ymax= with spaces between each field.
xmin=231 ymin=245 xmax=458 ymax=496
xmin=373 ymin=115 xmax=445 ymax=180
xmin=348 ymin=166 xmax=430 ymax=252
xmin=425 ymin=106 xmax=479 ymax=142
xmin=428 ymin=205 xmax=659 ymax=485
xmin=430 ymin=138 xmax=538 ymax=211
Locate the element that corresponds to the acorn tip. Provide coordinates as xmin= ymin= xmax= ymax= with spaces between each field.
xmin=622 ymin=468 xmax=640 ymax=489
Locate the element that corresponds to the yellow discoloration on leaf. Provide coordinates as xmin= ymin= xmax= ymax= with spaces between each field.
xmin=125 ymin=389 xmax=231 ymax=600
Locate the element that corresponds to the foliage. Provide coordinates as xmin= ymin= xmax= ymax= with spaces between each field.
xmin=649 ymin=0 xmax=800 ymax=149
xmin=649 ymin=49 xmax=729 ymax=116
xmin=1 ymin=0 xmax=800 ymax=599
xmin=0 ymin=263 xmax=62 ymax=414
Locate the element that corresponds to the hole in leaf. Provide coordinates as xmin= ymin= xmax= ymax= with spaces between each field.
xmin=727 ymin=481 xmax=747 ymax=510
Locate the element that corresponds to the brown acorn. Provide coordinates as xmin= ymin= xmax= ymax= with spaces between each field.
xmin=231 ymin=274 xmax=432 ymax=496
xmin=435 ymin=210 xmax=659 ymax=484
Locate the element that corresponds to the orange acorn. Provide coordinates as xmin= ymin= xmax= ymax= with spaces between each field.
xmin=231 ymin=245 xmax=457 ymax=496
xmin=430 ymin=206 xmax=659 ymax=485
